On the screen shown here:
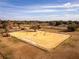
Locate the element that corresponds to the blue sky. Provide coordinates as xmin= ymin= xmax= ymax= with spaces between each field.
xmin=0 ymin=0 xmax=79 ymax=21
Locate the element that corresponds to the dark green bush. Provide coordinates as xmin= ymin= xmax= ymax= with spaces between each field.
xmin=67 ymin=23 xmax=77 ymax=32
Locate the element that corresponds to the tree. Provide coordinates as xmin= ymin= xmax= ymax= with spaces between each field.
xmin=2 ymin=21 xmax=9 ymax=37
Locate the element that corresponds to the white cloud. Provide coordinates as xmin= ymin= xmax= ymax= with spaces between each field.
xmin=42 ymin=2 xmax=79 ymax=9
xmin=0 ymin=2 xmax=79 ymax=20
xmin=64 ymin=2 xmax=71 ymax=6
xmin=0 ymin=2 xmax=79 ymax=12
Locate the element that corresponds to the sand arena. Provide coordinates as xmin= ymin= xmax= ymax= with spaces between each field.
xmin=9 ymin=31 xmax=70 ymax=51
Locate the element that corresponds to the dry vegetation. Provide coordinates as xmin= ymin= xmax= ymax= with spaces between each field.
xmin=0 ymin=20 xmax=79 ymax=59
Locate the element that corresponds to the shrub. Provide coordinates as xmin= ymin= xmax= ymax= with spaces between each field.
xmin=67 ymin=23 xmax=77 ymax=32
xmin=30 ymin=25 xmax=41 ymax=32
xmin=2 ymin=32 xmax=9 ymax=37
xmin=21 ymin=28 xmax=25 ymax=30
xmin=54 ymin=21 xmax=62 ymax=26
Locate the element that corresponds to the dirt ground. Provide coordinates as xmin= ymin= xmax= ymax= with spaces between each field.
xmin=0 ymin=28 xmax=79 ymax=59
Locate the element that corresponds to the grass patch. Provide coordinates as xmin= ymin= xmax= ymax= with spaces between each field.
xmin=0 ymin=40 xmax=2 ymax=42
xmin=0 ymin=43 xmax=13 ymax=59
xmin=76 ymin=28 xmax=79 ymax=31
xmin=0 ymin=43 xmax=7 ymax=48
xmin=62 ymin=38 xmax=75 ymax=48
xmin=10 ymin=37 xmax=20 ymax=43
xmin=4 ymin=49 xmax=13 ymax=59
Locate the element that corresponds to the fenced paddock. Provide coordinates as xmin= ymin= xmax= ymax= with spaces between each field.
xmin=9 ymin=31 xmax=70 ymax=51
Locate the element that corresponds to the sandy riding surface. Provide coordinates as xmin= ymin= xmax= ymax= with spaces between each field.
xmin=9 ymin=31 xmax=70 ymax=51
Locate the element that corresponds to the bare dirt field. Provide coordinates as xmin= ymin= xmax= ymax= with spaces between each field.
xmin=0 ymin=28 xmax=79 ymax=59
